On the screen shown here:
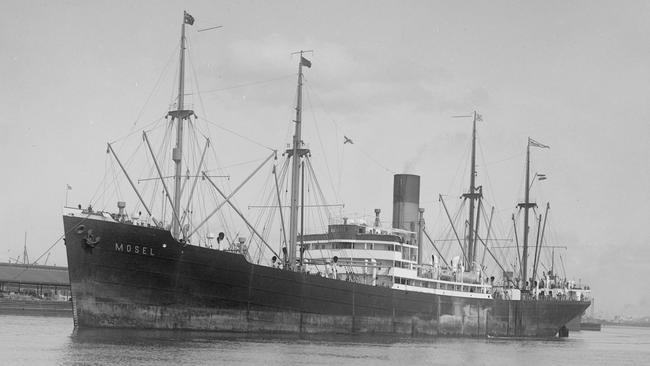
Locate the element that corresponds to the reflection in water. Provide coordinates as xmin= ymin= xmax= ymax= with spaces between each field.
xmin=65 ymin=328 xmax=409 ymax=365
xmin=2 ymin=316 xmax=650 ymax=366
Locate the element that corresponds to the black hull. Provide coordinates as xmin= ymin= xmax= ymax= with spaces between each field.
xmin=64 ymin=216 xmax=589 ymax=337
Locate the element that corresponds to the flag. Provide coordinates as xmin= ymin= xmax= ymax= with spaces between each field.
xmin=300 ymin=56 xmax=312 ymax=68
xmin=184 ymin=11 xmax=195 ymax=25
xmin=528 ymin=137 xmax=549 ymax=149
xmin=66 ymin=184 xmax=72 ymax=190
xmin=537 ymin=174 xmax=547 ymax=181
xmin=476 ymin=113 xmax=483 ymax=122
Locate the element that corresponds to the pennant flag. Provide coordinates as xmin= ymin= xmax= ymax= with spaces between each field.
xmin=537 ymin=174 xmax=547 ymax=181
xmin=528 ymin=137 xmax=550 ymax=149
xmin=184 ymin=11 xmax=195 ymax=25
xmin=66 ymin=184 xmax=72 ymax=190
xmin=476 ymin=113 xmax=483 ymax=122
xmin=300 ymin=56 xmax=312 ymax=68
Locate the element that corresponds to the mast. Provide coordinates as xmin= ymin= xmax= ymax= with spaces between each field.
xmin=300 ymin=160 xmax=305 ymax=270
xmin=287 ymin=51 xmax=311 ymax=270
xmin=462 ymin=111 xmax=482 ymax=271
xmin=518 ymin=137 xmax=549 ymax=287
xmin=169 ymin=11 xmax=195 ymax=239
xmin=521 ymin=141 xmax=531 ymax=286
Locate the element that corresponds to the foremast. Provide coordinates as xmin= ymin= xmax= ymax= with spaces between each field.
xmin=461 ymin=111 xmax=482 ymax=271
xmin=168 ymin=11 xmax=195 ymax=239
xmin=286 ymin=52 xmax=312 ymax=270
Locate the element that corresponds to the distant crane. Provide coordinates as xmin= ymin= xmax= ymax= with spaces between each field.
xmin=23 ymin=232 xmax=29 ymax=265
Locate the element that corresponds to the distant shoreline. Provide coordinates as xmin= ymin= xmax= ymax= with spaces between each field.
xmin=600 ymin=321 xmax=650 ymax=328
xmin=0 ymin=298 xmax=72 ymax=317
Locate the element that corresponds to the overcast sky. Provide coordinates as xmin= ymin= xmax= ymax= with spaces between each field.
xmin=1 ymin=0 xmax=648 ymax=317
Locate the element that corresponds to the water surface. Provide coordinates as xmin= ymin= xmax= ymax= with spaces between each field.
xmin=0 ymin=315 xmax=647 ymax=365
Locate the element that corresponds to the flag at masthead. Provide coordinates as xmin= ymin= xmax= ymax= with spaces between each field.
xmin=184 ymin=11 xmax=195 ymax=25
xmin=300 ymin=56 xmax=312 ymax=68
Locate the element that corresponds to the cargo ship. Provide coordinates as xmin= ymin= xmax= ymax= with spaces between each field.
xmin=63 ymin=12 xmax=590 ymax=337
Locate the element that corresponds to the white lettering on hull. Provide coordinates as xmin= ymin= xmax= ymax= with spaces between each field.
xmin=114 ymin=242 xmax=155 ymax=256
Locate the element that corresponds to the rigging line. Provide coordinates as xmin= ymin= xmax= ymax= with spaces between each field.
xmin=207 ymin=157 xmax=266 ymax=170
xmin=301 ymin=82 xmax=343 ymax=176
xmin=305 ymin=159 xmax=327 ymax=232
xmin=477 ymin=137 xmax=503 ymax=216
xmin=261 ymin=182 xmax=280 ymax=262
xmin=200 ymin=74 xmax=295 ymax=94
xmin=306 ymin=156 xmax=332 ymax=215
xmin=206 ymin=142 xmax=238 ymax=233
xmin=201 ymin=116 xmax=274 ymax=151
xmin=110 ymin=116 xmax=167 ymax=145
xmin=190 ymin=151 xmax=276 ymax=237
xmin=89 ymin=153 xmax=114 ymax=206
xmin=8 ymin=217 xmax=93 ymax=280
xmin=486 ymin=151 xmax=525 ymax=166
xmin=152 ymin=124 xmax=175 ymax=216
xmin=129 ymin=42 xmax=181 ymax=132
xmin=277 ymin=158 xmax=291 ymax=251
xmin=140 ymin=124 xmax=171 ymax=215
xmin=186 ymin=38 xmax=211 ymax=130
xmin=203 ymin=174 xmax=280 ymax=259
xmin=445 ymin=137 xmax=471 ymax=196
xmin=306 ymin=84 xmax=345 ymax=190
xmin=303 ymin=86 xmax=340 ymax=203
xmin=356 ymin=144 xmax=396 ymax=174
xmin=93 ymin=158 xmax=121 ymax=209
xmin=302 ymin=82 xmax=395 ymax=176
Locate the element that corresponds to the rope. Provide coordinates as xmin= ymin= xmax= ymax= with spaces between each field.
xmin=8 ymin=217 xmax=92 ymax=281
xmin=200 ymin=75 xmax=294 ymax=94
xmin=201 ymin=116 xmax=274 ymax=151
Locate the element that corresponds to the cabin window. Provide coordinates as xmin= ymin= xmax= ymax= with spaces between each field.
xmin=375 ymin=243 xmax=390 ymax=251
xmin=333 ymin=242 xmax=352 ymax=249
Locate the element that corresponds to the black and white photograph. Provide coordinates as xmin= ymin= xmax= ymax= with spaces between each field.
xmin=1 ymin=1 xmax=648 ymax=365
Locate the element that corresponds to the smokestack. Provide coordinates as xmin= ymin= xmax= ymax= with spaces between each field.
xmin=374 ymin=209 xmax=381 ymax=227
xmin=392 ymin=174 xmax=420 ymax=231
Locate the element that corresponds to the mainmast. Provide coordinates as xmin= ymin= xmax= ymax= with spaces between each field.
xmin=286 ymin=51 xmax=311 ymax=270
xmin=462 ymin=111 xmax=482 ymax=271
xmin=518 ymin=137 xmax=549 ymax=287
xmin=168 ymin=11 xmax=195 ymax=239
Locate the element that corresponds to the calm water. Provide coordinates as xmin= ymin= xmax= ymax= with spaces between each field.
xmin=1 ymin=315 xmax=648 ymax=365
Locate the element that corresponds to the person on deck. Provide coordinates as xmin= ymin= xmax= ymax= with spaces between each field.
xmin=271 ymin=256 xmax=280 ymax=269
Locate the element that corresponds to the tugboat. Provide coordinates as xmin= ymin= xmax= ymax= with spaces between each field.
xmin=63 ymin=12 xmax=590 ymax=337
